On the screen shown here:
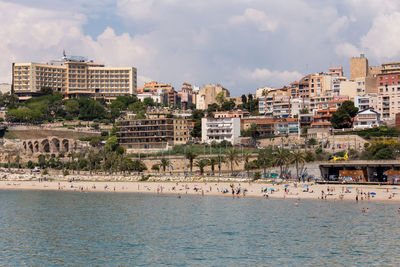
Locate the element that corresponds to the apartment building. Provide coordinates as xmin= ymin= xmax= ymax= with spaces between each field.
xmin=12 ymin=55 xmax=137 ymax=100
xmin=355 ymin=77 xmax=377 ymax=95
xmin=311 ymin=109 xmax=336 ymax=129
xmin=275 ymin=118 xmax=299 ymax=136
xmin=272 ymin=95 xmax=291 ymax=118
xmin=309 ymin=96 xmax=348 ymax=113
xmin=179 ymin=82 xmax=193 ymax=110
xmin=258 ymin=95 xmax=273 ymax=115
xmin=214 ymin=110 xmax=249 ymax=119
xmin=354 ymin=94 xmax=378 ymax=111
xmin=309 ymin=73 xmax=332 ymax=97
xmin=137 ymin=81 xmax=176 ymax=106
xmin=292 ymin=75 xmax=311 ymax=99
xmin=117 ymin=117 xmax=188 ymax=152
xmin=376 ymin=68 xmax=400 ymax=122
xmin=201 ymin=117 xmax=240 ymax=144
xmin=241 ymin=117 xmax=276 ymax=138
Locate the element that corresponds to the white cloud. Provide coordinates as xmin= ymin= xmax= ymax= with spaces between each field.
xmin=240 ymin=67 xmax=303 ymax=88
xmin=0 ymin=1 xmax=153 ymax=86
xmin=229 ymin=8 xmax=278 ymax=32
xmin=360 ymin=12 xmax=400 ymax=60
xmin=335 ymin=42 xmax=360 ymax=58
xmin=117 ymin=0 xmax=155 ymax=21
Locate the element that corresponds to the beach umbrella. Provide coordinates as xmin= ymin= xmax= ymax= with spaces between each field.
xmin=371 ymin=192 xmax=376 ymax=195
xmin=269 ymin=188 xmax=275 ymax=191
xmin=302 ymin=185 xmax=309 ymax=188
xmin=284 ymin=184 xmax=290 ymax=187
xmin=347 ymin=187 xmax=353 ymax=189
xmin=393 ymin=187 xmax=398 ymax=189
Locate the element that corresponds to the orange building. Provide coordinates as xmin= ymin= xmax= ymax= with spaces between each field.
xmin=311 ymin=109 xmax=336 ymax=129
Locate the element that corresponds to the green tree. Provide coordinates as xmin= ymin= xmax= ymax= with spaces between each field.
xmin=151 ymin=164 xmax=160 ymax=172
xmin=291 ymin=150 xmax=306 ymax=181
xmin=273 ymin=148 xmax=290 ymax=178
xmin=258 ymin=148 xmax=272 ymax=179
xmin=242 ymin=151 xmax=252 ymax=178
xmin=195 ymin=159 xmax=209 ymax=175
xmin=185 ymin=150 xmax=197 ymax=173
xmin=216 ymin=91 xmax=226 ymax=106
xmin=105 ymin=136 xmax=119 ymax=151
xmin=330 ymin=100 xmax=359 ymax=129
xmin=225 ymin=148 xmax=240 ymax=174
xmin=159 ymin=158 xmax=170 ymax=174
xmin=207 ymin=157 xmax=219 ymax=175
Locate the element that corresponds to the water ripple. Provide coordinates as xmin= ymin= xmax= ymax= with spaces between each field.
xmin=0 ymin=190 xmax=399 ymax=266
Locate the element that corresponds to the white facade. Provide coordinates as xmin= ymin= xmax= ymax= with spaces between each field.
xmin=137 ymin=93 xmax=162 ymax=104
xmin=354 ymin=108 xmax=381 ymax=129
xmin=201 ymin=117 xmax=240 ymax=144
xmin=354 ymin=94 xmax=378 ymax=111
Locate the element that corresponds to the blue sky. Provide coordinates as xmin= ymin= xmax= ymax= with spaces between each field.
xmin=2 ymin=0 xmax=400 ymax=96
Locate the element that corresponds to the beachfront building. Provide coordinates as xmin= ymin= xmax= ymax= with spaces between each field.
xmin=201 ymin=117 xmax=240 ymax=144
xmin=12 ymin=54 xmax=137 ymax=100
xmin=117 ymin=117 xmax=188 ymax=152
xmin=353 ymin=108 xmax=381 ymax=129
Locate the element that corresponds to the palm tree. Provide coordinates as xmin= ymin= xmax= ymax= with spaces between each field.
xmin=217 ymin=154 xmax=226 ymax=176
xmin=151 ymin=164 xmax=160 ymax=173
xmin=207 ymin=157 xmax=219 ymax=175
xmin=273 ymin=148 xmax=290 ymax=178
xmin=195 ymin=159 xmax=209 ymax=175
xmin=225 ymin=148 xmax=240 ymax=175
xmin=291 ymin=150 xmax=306 ymax=181
xmin=159 ymin=158 xmax=170 ymax=174
xmin=5 ymin=153 xmax=12 ymax=171
xmin=258 ymin=148 xmax=271 ymax=179
xmin=185 ymin=150 xmax=197 ymax=173
xmin=242 ymin=151 xmax=252 ymax=178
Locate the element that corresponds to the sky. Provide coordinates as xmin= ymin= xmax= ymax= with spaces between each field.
xmin=1 ymin=0 xmax=400 ymax=96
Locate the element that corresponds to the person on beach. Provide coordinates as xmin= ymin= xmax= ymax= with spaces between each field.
xmin=356 ymin=195 xmax=358 ymax=202
xmin=362 ymin=208 xmax=366 ymax=213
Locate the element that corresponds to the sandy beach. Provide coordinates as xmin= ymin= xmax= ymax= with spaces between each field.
xmin=1 ymin=179 xmax=400 ymax=202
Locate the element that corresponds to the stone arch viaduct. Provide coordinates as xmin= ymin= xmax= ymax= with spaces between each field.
xmin=22 ymin=137 xmax=77 ymax=155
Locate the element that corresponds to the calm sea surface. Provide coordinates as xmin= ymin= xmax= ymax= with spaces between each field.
xmin=0 ymin=190 xmax=399 ymax=266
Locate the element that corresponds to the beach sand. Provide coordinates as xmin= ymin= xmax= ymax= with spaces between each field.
xmin=1 ymin=179 xmax=400 ymax=202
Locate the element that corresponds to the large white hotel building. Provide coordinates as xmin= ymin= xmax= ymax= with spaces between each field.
xmin=12 ymin=55 xmax=137 ymax=100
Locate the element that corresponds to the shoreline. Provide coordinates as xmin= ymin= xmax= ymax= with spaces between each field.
xmin=1 ymin=180 xmax=400 ymax=203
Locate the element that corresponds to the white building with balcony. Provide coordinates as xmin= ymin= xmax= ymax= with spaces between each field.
xmin=201 ymin=117 xmax=240 ymax=144
xmin=353 ymin=108 xmax=382 ymax=129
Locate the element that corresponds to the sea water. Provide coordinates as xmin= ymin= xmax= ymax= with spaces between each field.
xmin=0 ymin=190 xmax=399 ymax=266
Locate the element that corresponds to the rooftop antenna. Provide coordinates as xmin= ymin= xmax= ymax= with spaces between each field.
xmin=63 ymin=49 xmax=66 ymax=57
